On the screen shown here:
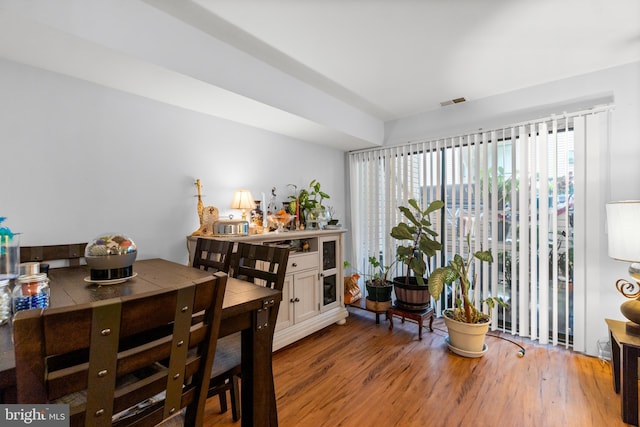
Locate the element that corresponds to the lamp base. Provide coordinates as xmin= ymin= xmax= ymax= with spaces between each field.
xmin=626 ymin=322 xmax=640 ymax=336
xmin=620 ymin=298 xmax=640 ymax=334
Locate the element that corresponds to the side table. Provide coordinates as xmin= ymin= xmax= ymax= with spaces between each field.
xmin=606 ymin=318 xmax=640 ymax=426
xmin=387 ymin=305 xmax=434 ymax=340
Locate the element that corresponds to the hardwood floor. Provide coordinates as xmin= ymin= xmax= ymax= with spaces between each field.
xmin=203 ymin=307 xmax=626 ymax=427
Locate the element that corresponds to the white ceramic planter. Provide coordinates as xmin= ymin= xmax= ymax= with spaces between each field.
xmin=443 ymin=311 xmax=490 ymax=357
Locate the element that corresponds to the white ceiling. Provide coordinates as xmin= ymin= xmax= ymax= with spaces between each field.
xmin=190 ymin=0 xmax=640 ymax=121
xmin=1 ymin=0 xmax=639 ymax=150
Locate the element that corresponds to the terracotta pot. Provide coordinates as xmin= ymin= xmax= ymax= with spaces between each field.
xmin=365 ymin=298 xmax=392 ymax=312
xmin=392 ymin=276 xmax=430 ymax=311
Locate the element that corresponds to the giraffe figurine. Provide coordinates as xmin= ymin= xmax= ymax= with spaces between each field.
xmin=191 ymin=179 xmax=218 ymax=236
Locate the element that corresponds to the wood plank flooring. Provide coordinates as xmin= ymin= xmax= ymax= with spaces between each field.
xmin=203 ymin=307 xmax=627 ymax=427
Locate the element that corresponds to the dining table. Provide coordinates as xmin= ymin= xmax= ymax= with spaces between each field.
xmin=0 ymin=258 xmax=282 ymax=427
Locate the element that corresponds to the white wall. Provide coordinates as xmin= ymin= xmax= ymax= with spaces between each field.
xmin=385 ymin=61 xmax=640 ymax=355
xmin=0 ymin=59 xmax=347 ymax=265
xmin=0 ymin=0 xmax=383 ymax=150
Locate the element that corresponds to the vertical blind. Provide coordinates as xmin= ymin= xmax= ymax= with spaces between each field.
xmin=348 ymin=106 xmax=611 ymax=348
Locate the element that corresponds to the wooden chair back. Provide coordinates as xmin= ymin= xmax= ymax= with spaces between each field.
xmin=206 ymin=243 xmax=289 ymax=421
xmin=20 ymin=243 xmax=88 ymax=268
xmin=13 ymin=271 xmax=228 ymax=427
xmin=230 ymin=242 xmax=289 ymax=291
xmin=192 ymin=239 xmax=233 ymax=273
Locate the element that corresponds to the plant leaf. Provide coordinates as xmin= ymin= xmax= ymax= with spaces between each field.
xmin=474 ymin=250 xmax=493 ymax=263
xmin=390 ymin=223 xmax=415 ymax=240
xmin=409 ymin=257 xmax=426 ymax=276
xmin=424 ymin=199 xmax=445 ymax=216
xmin=428 ymin=268 xmax=447 ymax=299
xmin=418 ymin=235 xmax=442 ymax=257
xmin=396 ymin=245 xmax=413 ymax=260
xmin=398 ymin=206 xmax=420 ymax=227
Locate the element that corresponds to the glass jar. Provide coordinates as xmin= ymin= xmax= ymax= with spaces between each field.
xmin=250 ymin=201 xmax=263 ymax=227
xmin=0 ymin=279 xmax=10 ymax=325
xmin=13 ymin=273 xmax=50 ymax=313
xmin=0 ymin=232 xmax=19 ymax=281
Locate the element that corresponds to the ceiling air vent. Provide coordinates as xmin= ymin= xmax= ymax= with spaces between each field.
xmin=440 ymin=97 xmax=467 ymax=107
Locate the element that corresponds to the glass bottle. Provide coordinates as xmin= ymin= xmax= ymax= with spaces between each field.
xmin=0 ymin=218 xmax=19 ymax=281
xmin=0 ymin=279 xmax=10 ymax=325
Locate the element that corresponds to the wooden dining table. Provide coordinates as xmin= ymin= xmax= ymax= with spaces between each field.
xmin=0 ymin=258 xmax=281 ymax=427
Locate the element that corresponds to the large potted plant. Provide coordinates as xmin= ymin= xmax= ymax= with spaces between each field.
xmin=428 ymin=234 xmax=507 ymax=357
xmin=389 ymin=199 xmax=443 ymax=311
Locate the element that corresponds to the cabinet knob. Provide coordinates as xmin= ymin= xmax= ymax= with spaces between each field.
xmin=290 ymin=298 xmax=296 ymax=303
xmin=292 ymin=263 xmax=298 ymax=267
xmin=294 ymin=297 xmax=300 ymax=303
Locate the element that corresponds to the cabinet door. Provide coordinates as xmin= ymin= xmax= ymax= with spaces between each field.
xmin=319 ymin=236 xmax=340 ymax=312
xmin=275 ymin=275 xmax=293 ymax=331
xmin=293 ymin=269 xmax=319 ymax=324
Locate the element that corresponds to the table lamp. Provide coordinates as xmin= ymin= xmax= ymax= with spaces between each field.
xmin=606 ymin=200 xmax=640 ymax=335
xmin=231 ymin=189 xmax=255 ymax=221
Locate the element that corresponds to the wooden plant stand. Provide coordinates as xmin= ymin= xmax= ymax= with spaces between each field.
xmin=387 ymin=305 xmax=434 ymax=340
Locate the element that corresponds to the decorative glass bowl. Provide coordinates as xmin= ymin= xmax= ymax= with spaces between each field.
xmin=268 ymin=213 xmax=293 ymax=232
xmin=85 ymin=233 xmax=137 ymax=281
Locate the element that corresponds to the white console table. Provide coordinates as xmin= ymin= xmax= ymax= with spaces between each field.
xmin=187 ymin=229 xmax=348 ymax=350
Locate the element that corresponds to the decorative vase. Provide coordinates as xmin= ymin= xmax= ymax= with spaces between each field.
xmin=85 ymin=233 xmax=137 ymax=281
xmin=392 ymin=276 xmax=431 ymax=311
xmin=443 ymin=310 xmax=490 ymax=357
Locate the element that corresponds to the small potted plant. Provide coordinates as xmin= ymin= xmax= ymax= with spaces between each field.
xmin=287 ymin=180 xmax=331 ymax=229
xmin=389 ymin=198 xmax=443 ymax=311
xmin=326 ymin=206 xmax=339 ymax=227
xmin=428 ymin=233 xmax=508 ymax=357
xmin=364 ymin=256 xmax=394 ymax=312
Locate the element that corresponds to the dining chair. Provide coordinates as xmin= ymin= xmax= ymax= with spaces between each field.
xmin=190 ymin=238 xmax=239 ymax=419
xmin=207 ymin=242 xmax=290 ymax=422
xmin=13 ymin=271 xmax=228 ymax=427
xmin=192 ymin=238 xmax=233 ymax=273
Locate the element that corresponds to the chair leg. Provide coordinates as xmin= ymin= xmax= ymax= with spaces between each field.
xmin=218 ymin=390 xmax=228 ymax=414
xmin=230 ymin=374 xmax=241 ymax=421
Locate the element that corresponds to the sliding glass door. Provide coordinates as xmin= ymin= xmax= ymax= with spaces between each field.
xmin=349 ymin=108 xmax=608 ymax=348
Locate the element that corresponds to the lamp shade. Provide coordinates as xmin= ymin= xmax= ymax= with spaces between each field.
xmin=606 ymin=200 xmax=640 ymax=262
xmin=231 ymin=190 xmax=255 ymax=210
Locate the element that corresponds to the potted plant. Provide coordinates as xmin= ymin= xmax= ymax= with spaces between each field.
xmin=389 ymin=199 xmax=444 ymax=311
xmin=326 ymin=206 xmax=339 ymax=226
xmin=287 ymin=179 xmax=331 ymax=229
xmin=428 ymin=234 xmax=508 ymax=357
xmin=364 ymin=256 xmax=394 ymax=312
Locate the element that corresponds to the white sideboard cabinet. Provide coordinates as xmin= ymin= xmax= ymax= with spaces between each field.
xmin=187 ymin=229 xmax=348 ymax=350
